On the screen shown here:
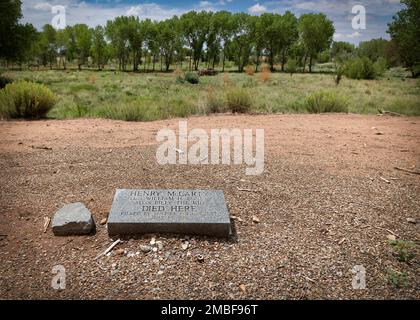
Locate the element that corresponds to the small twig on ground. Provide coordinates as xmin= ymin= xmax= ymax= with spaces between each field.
xmin=43 ymin=217 xmax=50 ymax=233
xmin=368 ymin=225 xmax=399 ymax=237
xmin=303 ymin=276 xmax=316 ymax=283
xmin=31 ymin=145 xmax=52 ymax=150
xmin=338 ymin=238 xmax=346 ymax=245
xmin=95 ymin=239 xmax=122 ymax=260
xmin=380 ymin=177 xmax=391 ymax=184
xmin=377 ymin=109 xmax=402 ymax=117
xmin=394 ymin=167 xmax=420 ymax=176
xmin=237 ymin=188 xmax=260 ymax=193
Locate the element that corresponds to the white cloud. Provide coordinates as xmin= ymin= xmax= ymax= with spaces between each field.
xmin=248 ymin=3 xmax=267 ymax=14
xmin=334 ymin=31 xmax=361 ymax=40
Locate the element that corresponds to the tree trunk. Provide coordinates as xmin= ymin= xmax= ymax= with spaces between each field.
xmin=309 ymin=55 xmax=313 ymax=73
xmin=281 ymin=50 xmax=286 ymax=72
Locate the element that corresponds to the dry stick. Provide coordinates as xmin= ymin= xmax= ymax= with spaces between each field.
xmin=237 ymin=188 xmax=260 ymax=193
xmin=380 ymin=177 xmax=391 ymax=184
xmin=377 ymin=109 xmax=402 ymax=117
xmin=368 ymin=225 xmax=399 ymax=237
xmin=95 ymin=239 xmax=121 ymax=260
xmin=394 ymin=167 xmax=420 ymax=176
xmin=303 ymin=276 xmax=316 ymax=283
xmin=43 ymin=217 xmax=50 ymax=233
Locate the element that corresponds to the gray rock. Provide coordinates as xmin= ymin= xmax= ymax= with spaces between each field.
xmin=52 ymin=202 xmax=95 ymax=236
xmin=139 ymin=245 xmax=152 ymax=253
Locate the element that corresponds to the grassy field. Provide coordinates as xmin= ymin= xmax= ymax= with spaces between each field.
xmin=2 ymin=68 xmax=420 ymax=121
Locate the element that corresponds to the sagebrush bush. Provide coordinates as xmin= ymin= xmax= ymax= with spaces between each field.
xmin=0 ymin=81 xmax=57 ymax=119
xmin=184 ymin=72 xmax=200 ymax=84
xmin=344 ymin=57 xmax=377 ymax=80
xmin=245 ymin=65 xmax=255 ymax=76
xmin=303 ymin=91 xmax=349 ymax=113
xmin=226 ymin=88 xmax=253 ymax=113
xmin=0 ymin=75 xmax=13 ymax=89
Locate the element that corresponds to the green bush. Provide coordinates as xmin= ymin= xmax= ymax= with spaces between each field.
xmin=184 ymin=72 xmax=200 ymax=84
xmin=374 ymin=57 xmax=388 ymax=77
xmin=226 ymin=88 xmax=253 ymax=113
xmin=303 ymin=91 xmax=349 ymax=113
xmin=0 ymin=81 xmax=57 ymax=119
xmin=0 ymin=75 xmax=13 ymax=89
xmin=344 ymin=57 xmax=377 ymax=80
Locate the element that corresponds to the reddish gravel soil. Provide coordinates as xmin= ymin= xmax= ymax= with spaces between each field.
xmin=0 ymin=114 xmax=419 ymax=300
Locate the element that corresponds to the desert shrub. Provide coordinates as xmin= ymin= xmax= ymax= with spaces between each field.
xmin=245 ymin=65 xmax=255 ymax=76
xmin=184 ymin=72 xmax=199 ymax=84
xmin=387 ymin=269 xmax=408 ymax=289
xmin=0 ymin=75 xmax=13 ymax=89
xmin=0 ymin=81 xmax=57 ymax=119
xmin=226 ymin=87 xmax=253 ymax=113
xmin=303 ymin=91 xmax=349 ymax=113
xmin=388 ymin=240 xmax=416 ymax=263
xmin=259 ymin=64 xmax=271 ymax=83
xmin=344 ymin=57 xmax=377 ymax=80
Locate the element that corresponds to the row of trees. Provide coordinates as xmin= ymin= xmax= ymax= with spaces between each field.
xmin=1 ymin=4 xmax=335 ymax=73
xmin=1 ymin=0 xmax=418 ymax=77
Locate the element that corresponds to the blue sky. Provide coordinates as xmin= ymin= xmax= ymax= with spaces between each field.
xmin=21 ymin=0 xmax=404 ymax=44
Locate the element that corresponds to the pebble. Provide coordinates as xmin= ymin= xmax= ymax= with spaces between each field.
xmin=139 ymin=245 xmax=152 ymax=253
xmin=100 ymin=218 xmax=107 ymax=225
xmin=407 ymin=218 xmax=417 ymax=224
xmin=252 ymin=216 xmax=260 ymax=224
xmin=181 ymin=241 xmax=189 ymax=251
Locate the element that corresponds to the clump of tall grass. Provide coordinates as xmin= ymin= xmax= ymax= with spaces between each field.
xmin=303 ymin=90 xmax=349 ymax=113
xmin=226 ymin=87 xmax=253 ymax=113
xmin=206 ymin=87 xmax=226 ymax=114
xmin=0 ymin=81 xmax=57 ymax=119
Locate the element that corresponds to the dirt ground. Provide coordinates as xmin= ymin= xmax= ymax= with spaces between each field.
xmin=0 ymin=114 xmax=419 ymax=300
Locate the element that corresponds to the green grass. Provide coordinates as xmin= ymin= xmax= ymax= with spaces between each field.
xmin=1 ymin=68 xmax=419 ymax=121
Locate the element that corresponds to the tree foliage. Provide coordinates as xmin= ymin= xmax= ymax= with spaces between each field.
xmin=388 ymin=0 xmax=420 ymax=77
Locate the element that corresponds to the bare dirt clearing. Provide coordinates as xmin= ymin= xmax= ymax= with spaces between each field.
xmin=0 ymin=114 xmax=419 ymax=299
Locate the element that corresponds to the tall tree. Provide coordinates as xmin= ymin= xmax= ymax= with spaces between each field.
xmin=231 ymin=13 xmax=253 ymax=72
xmin=0 ymin=0 xmax=22 ymax=63
xmin=73 ymin=24 xmax=92 ymax=70
xmin=279 ymin=11 xmax=298 ymax=71
xmin=158 ymin=17 xmax=181 ymax=71
xmin=180 ymin=11 xmax=211 ymax=70
xmin=106 ymin=17 xmax=130 ymax=71
xmin=91 ymin=26 xmax=107 ymax=70
xmin=214 ymin=11 xmax=233 ymax=72
xmin=388 ymin=0 xmax=420 ymax=77
xmin=298 ymin=13 xmax=335 ymax=72
xmin=39 ymin=24 xmax=57 ymax=69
